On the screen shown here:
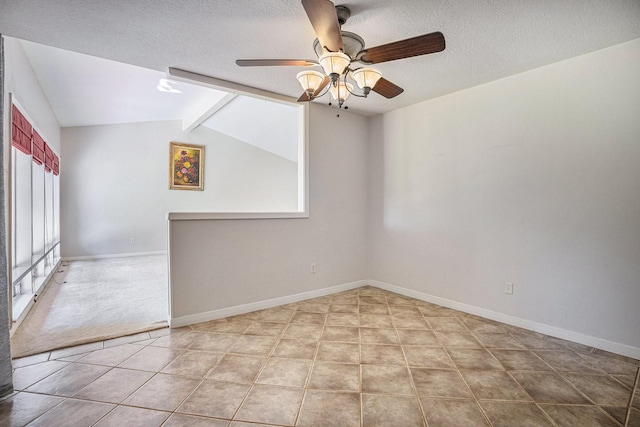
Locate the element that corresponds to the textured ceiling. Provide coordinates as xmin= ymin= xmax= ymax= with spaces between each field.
xmin=1 ymin=0 xmax=639 ymax=116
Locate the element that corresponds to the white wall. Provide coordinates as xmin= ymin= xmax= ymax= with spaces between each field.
xmin=368 ymin=38 xmax=640 ymax=354
xmin=61 ymin=120 xmax=298 ymax=258
xmin=3 ymin=37 xmax=60 ymax=152
xmin=168 ymin=103 xmax=369 ymax=322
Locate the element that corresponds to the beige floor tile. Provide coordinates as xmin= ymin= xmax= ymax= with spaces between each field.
xmin=290 ymin=312 xmax=326 ymax=325
xmin=296 ymin=390 xmax=360 ymax=427
xmin=601 ymin=406 xmax=628 ymax=425
xmin=296 ymin=302 xmax=330 ymax=313
xmin=510 ymin=371 xmax=590 ymax=404
xmin=359 ymin=304 xmax=389 ymax=315
xmin=403 ymin=346 xmax=455 ymax=369
xmin=256 ymin=357 xmax=312 ymax=388
xmin=426 ymin=317 xmax=466 ymax=331
xmin=94 ymin=405 xmax=170 ymax=426
xmin=163 ymin=413 xmax=229 ymax=426
xmin=446 ymin=348 xmax=504 ymax=370
xmin=393 ymin=317 xmax=431 ymax=329
xmin=244 ymin=321 xmax=287 ymax=336
xmin=361 ymin=393 xmax=424 ymax=427
xmin=410 ymin=368 xmax=472 ymax=398
xmin=227 ymin=335 xmax=278 ymax=356
xmin=272 ymin=339 xmax=318 ymax=360
xmin=480 ymin=401 xmax=554 ymax=427
xmin=26 ymin=363 xmax=110 ymax=397
xmin=540 ymin=404 xmax=620 ymax=427
xmin=282 ymin=324 xmax=324 ymax=340
xmin=359 ymin=295 xmax=387 ymax=305
xmin=360 ymin=327 xmax=399 ymax=344
xmin=435 ymin=331 xmax=482 ymax=348
xmin=189 ymin=332 xmax=240 ymax=352
xmin=234 ymin=384 xmax=304 ymax=425
xmin=250 ymin=308 xmax=296 ymax=323
xmin=103 ymin=331 xmax=152 ymax=348
xmin=490 ymin=349 xmax=553 ymax=371
xmin=151 ymin=330 xmax=205 ymax=349
xmin=177 ymin=379 xmax=251 ymax=419
xmin=74 ymin=367 xmax=153 ymax=403
xmin=386 ymin=295 xmax=420 ymax=306
xmin=474 ymin=332 xmax=527 ymax=349
xmin=460 ymin=369 xmax=532 ymax=401
xmin=359 ymin=314 xmax=394 ymax=328
xmin=28 ymin=398 xmax=114 ymax=427
xmin=0 ymin=392 xmax=64 ymax=427
xmin=510 ymin=332 xmax=566 ymax=350
xmin=628 ymin=408 xmax=640 ymax=427
xmin=321 ymin=326 xmax=360 ymax=342
xmin=361 ymin=364 xmax=414 ymax=395
xmin=397 ymin=329 xmax=440 ymax=346
xmin=460 ymin=317 xmax=506 ymax=333
xmin=208 ymin=354 xmax=266 ymax=383
xmin=307 ymin=362 xmax=360 ymax=392
xmin=389 ymin=305 xmax=423 ymax=318
xmin=160 ymin=350 xmax=222 ymax=377
xmin=328 ymin=304 xmax=358 ymax=313
xmin=49 ymin=342 xmax=104 ymax=360
xmin=325 ymin=312 xmax=359 ymax=327
xmin=420 ymin=398 xmax=489 ymax=427
xmin=77 ymin=343 xmax=143 ymax=367
xmin=534 ymin=350 xmax=604 ymax=373
xmin=360 ymin=344 xmax=405 ymax=366
xmin=12 ymin=360 xmax=70 ymax=390
xmin=562 ymin=372 xmax=632 ymax=406
xmin=117 ymin=345 xmax=184 ymax=372
xmin=12 ymin=352 xmax=50 ymax=369
xmin=577 ymin=352 xmax=640 ymax=376
xmin=316 ymin=341 xmax=359 ymax=364
xmin=201 ymin=319 xmax=254 ymax=334
xmin=123 ymin=373 xmax=200 ymax=411
xmin=162 ymin=413 xmax=229 ymax=427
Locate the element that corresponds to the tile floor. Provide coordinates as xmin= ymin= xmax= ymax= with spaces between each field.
xmin=2 ymin=286 xmax=639 ymax=426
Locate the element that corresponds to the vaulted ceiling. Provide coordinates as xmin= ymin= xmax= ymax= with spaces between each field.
xmin=1 ymin=0 xmax=639 ymax=116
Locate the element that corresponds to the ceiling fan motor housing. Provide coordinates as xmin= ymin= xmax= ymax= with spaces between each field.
xmin=313 ymin=31 xmax=364 ymax=59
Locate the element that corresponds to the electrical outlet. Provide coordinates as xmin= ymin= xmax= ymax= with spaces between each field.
xmin=311 ymin=263 xmax=316 ymax=274
xmin=505 ymin=282 xmax=514 ymax=295
xmin=130 ymin=237 xmax=135 ymax=245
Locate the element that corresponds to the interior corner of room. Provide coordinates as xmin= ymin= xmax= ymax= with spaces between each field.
xmin=1 ymin=1 xmax=639 ymax=375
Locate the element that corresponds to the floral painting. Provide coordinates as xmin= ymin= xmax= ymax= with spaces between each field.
xmin=169 ymin=142 xmax=204 ymax=191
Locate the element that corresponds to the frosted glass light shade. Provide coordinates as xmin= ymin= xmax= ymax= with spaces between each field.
xmin=330 ymin=82 xmax=353 ymax=102
xmin=319 ymin=52 xmax=351 ymax=76
xmin=352 ymin=68 xmax=382 ymax=89
xmin=296 ymin=70 xmax=326 ymax=93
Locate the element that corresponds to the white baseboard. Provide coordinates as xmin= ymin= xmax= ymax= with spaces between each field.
xmin=370 ymin=280 xmax=640 ymax=360
xmin=63 ymin=251 xmax=167 ymax=261
xmin=169 ymin=280 xmax=367 ymax=328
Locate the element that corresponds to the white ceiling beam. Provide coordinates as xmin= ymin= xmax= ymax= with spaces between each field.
xmin=182 ymin=92 xmax=237 ymax=132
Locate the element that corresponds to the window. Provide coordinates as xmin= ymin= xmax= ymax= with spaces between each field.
xmin=10 ymin=99 xmax=61 ymax=322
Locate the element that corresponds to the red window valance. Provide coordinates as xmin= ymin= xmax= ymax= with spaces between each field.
xmin=44 ymin=144 xmax=54 ymax=173
xmin=32 ymin=130 xmax=46 ymax=165
xmin=53 ymin=154 xmax=60 ymax=176
xmin=11 ymin=105 xmax=32 ymax=156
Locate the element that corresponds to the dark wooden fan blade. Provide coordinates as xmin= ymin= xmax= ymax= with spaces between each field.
xmin=236 ymin=59 xmax=318 ymax=67
xmin=372 ymin=77 xmax=404 ymax=99
xmin=359 ymin=32 xmax=445 ymax=64
xmin=313 ymin=76 xmax=331 ymax=97
xmin=298 ymin=92 xmax=312 ymax=102
xmin=302 ymin=0 xmax=344 ymax=53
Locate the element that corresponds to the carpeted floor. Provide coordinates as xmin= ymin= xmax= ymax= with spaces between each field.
xmin=10 ymin=255 xmax=168 ymax=358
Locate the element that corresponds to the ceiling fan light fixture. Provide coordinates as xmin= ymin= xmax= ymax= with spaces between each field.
xmin=318 ymin=51 xmax=351 ymax=77
xmin=330 ymin=81 xmax=353 ymax=104
xmin=352 ymin=68 xmax=382 ymax=90
xmin=296 ymin=70 xmax=326 ymax=95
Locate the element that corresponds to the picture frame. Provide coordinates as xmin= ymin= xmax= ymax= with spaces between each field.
xmin=169 ymin=142 xmax=204 ymax=191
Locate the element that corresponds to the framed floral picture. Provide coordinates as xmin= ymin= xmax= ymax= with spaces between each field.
xmin=169 ymin=142 xmax=204 ymax=191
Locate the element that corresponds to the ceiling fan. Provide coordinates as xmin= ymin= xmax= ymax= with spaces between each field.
xmin=236 ymin=0 xmax=445 ymax=110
